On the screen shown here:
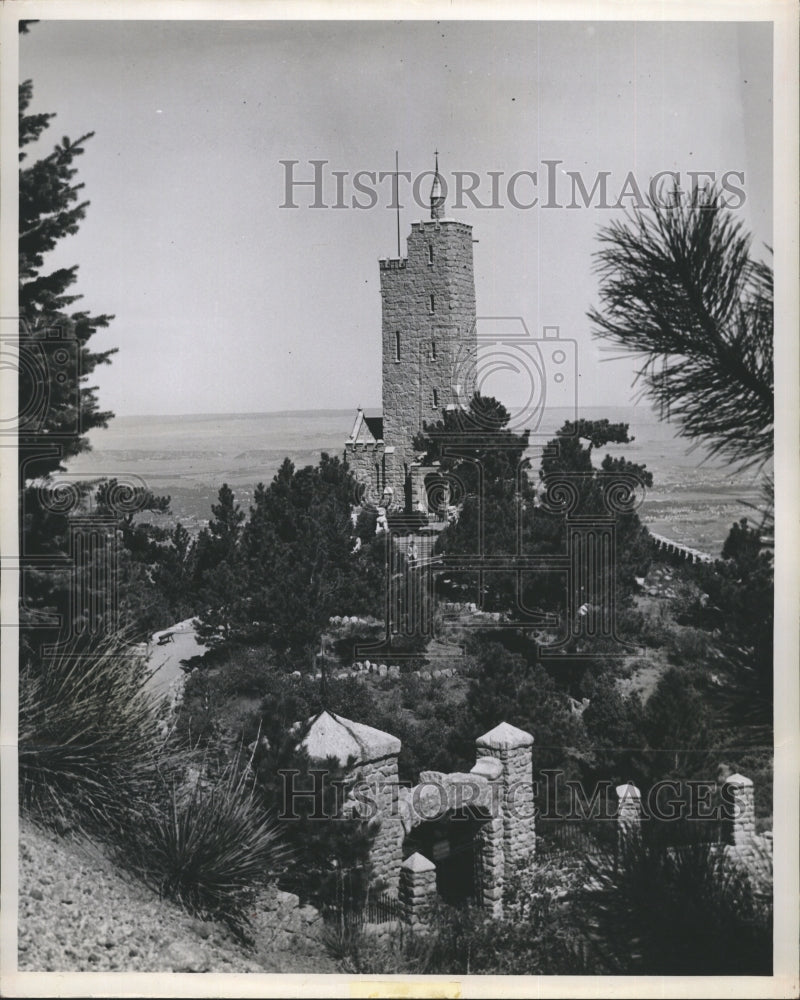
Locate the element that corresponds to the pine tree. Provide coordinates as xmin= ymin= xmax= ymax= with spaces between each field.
xmin=18 ymin=55 xmax=116 ymax=484
xmin=18 ymin=28 xmax=119 ymax=657
xmin=194 ymin=484 xmax=246 ymax=644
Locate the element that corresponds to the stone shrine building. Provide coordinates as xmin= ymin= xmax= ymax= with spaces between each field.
xmin=297 ymin=709 xmax=536 ymax=916
xmin=345 ymin=156 xmax=478 ymax=512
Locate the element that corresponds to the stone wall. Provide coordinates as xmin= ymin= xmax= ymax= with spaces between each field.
xmin=650 ymin=531 xmax=715 ymax=565
xmin=344 ymin=440 xmax=389 ymax=502
xmin=380 ymin=219 xmax=477 ymax=498
xmin=252 ymin=887 xmax=323 ymax=955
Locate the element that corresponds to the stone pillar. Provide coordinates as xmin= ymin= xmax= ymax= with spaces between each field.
xmin=476 ymin=815 xmax=505 ymax=917
xmin=723 ymin=773 xmax=756 ymax=848
xmin=361 ymin=752 xmax=405 ymax=895
xmin=468 ymin=755 xmax=504 ymax=915
xmin=299 ymin=712 xmax=404 ymax=896
xmin=615 ymin=782 xmax=642 ymax=840
xmin=399 ymin=853 xmax=437 ymax=930
xmin=475 ymin=722 xmax=536 ymax=872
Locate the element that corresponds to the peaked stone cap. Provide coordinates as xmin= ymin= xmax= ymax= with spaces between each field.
xmin=724 ymin=772 xmax=753 ymax=787
xmin=475 ymin=721 xmax=534 ymax=750
xmin=298 ymin=710 xmax=401 ymax=766
xmin=401 ymin=852 xmax=436 ymax=873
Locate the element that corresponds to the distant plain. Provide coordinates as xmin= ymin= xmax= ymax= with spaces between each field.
xmin=67 ymin=405 xmax=766 ymax=556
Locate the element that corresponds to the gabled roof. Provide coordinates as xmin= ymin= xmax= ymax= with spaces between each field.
xmin=347 ymin=407 xmax=383 ymax=444
xmin=364 ymin=415 xmax=383 ymax=440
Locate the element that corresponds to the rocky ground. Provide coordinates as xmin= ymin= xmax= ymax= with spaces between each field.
xmin=17 ymin=819 xmax=336 ymax=974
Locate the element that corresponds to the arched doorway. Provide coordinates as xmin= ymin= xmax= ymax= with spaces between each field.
xmin=402 ymin=806 xmax=489 ymax=905
xmin=423 ymin=471 xmax=450 ymax=519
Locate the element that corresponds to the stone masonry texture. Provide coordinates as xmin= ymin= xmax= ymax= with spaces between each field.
xmin=380 ymin=219 xmax=477 ymax=500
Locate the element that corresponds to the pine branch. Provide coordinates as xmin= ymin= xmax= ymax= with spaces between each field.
xmin=588 ymin=184 xmax=773 ymax=470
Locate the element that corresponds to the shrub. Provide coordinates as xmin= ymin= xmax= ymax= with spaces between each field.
xmin=324 ymin=897 xmax=590 ymax=975
xmin=218 ymin=653 xmax=276 ymax=698
xmin=172 ymin=667 xmax=223 ymax=747
xmin=126 ymin=754 xmax=290 ymax=934
xmin=666 ymin=626 xmax=712 ymax=666
xmin=323 ymin=919 xmax=436 ymax=975
xmin=19 ymin=634 xmax=164 ymax=830
xmin=576 ymin=836 xmax=772 ymax=974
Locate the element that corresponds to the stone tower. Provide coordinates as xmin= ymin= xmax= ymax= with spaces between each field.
xmin=380 ymin=153 xmax=477 ymax=502
xmin=346 ymin=154 xmax=478 ymax=510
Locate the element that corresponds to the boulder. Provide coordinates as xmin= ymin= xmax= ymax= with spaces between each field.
xmin=166 ymin=940 xmax=209 ymax=973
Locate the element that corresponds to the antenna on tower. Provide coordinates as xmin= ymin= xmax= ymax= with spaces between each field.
xmin=395 ymin=150 xmax=401 ymax=258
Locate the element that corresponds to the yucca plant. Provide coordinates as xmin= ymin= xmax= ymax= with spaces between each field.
xmin=128 ymin=754 xmax=290 ymax=933
xmin=19 ymin=632 xmax=165 ymax=831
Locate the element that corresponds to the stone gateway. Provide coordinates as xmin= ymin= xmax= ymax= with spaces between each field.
xmin=297 ymin=710 xmax=535 ymax=918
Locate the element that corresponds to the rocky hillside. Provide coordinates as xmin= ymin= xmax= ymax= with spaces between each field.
xmin=18 ymin=819 xmax=336 ymax=974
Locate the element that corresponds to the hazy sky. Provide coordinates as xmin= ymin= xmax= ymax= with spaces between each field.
xmin=21 ymin=19 xmax=772 ymax=417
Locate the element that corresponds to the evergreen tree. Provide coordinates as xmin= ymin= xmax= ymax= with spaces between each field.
xmin=692 ymin=518 xmax=773 ymax=746
xmin=18 ymin=27 xmax=125 ymax=657
xmin=461 ymin=634 xmax=590 ymax=784
xmin=582 ymin=673 xmax=647 ymax=787
xmin=18 ymin=63 xmax=115 ymax=485
xmin=194 ymin=458 xmax=384 ymax=661
xmin=589 ymin=182 xmax=774 ymax=752
xmin=414 ymin=393 xmax=533 ymax=610
xmin=536 ymin=418 xmax=654 ymax=602
xmin=644 ymin=667 xmax=710 ymax=778
xmin=152 ymin=522 xmax=197 ymax=622
xmin=194 ymin=484 xmax=247 ymax=644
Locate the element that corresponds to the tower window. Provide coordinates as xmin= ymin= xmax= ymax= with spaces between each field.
xmin=428 ymin=244 xmax=434 ymax=265
xmin=429 ymin=294 xmax=435 ymax=314
xmin=432 ymin=387 xmax=439 ymax=408
xmin=395 ymin=330 xmax=401 ymax=361
xmin=430 ymin=340 xmax=437 ymax=360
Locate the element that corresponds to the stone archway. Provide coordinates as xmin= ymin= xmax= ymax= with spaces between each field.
xmin=298 ymin=712 xmax=536 ymax=918
xmin=402 ymin=805 xmax=491 ymax=906
xmin=397 ymin=765 xmax=507 ymax=915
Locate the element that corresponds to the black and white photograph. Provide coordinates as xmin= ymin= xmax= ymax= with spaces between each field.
xmin=1 ymin=3 xmax=798 ymax=997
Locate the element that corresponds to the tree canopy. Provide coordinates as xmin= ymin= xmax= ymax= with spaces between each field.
xmin=193 ymin=456 xmax=385 ymax=665
xmin=19 ymin=74 xmax=116 ymax=484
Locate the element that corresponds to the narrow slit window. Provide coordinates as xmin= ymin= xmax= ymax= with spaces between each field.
xmin=429 ymin=294 xmax=435 ymax=313
xmin=428 ymin=244 xmax=434 ymax=264
xmin=395 ymin=330 xmax=401 ymax=361
xmin=431 ymin=340 xmax=437 ymax=360
xmin=432 ymin=387 xmax=439 ymax=408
